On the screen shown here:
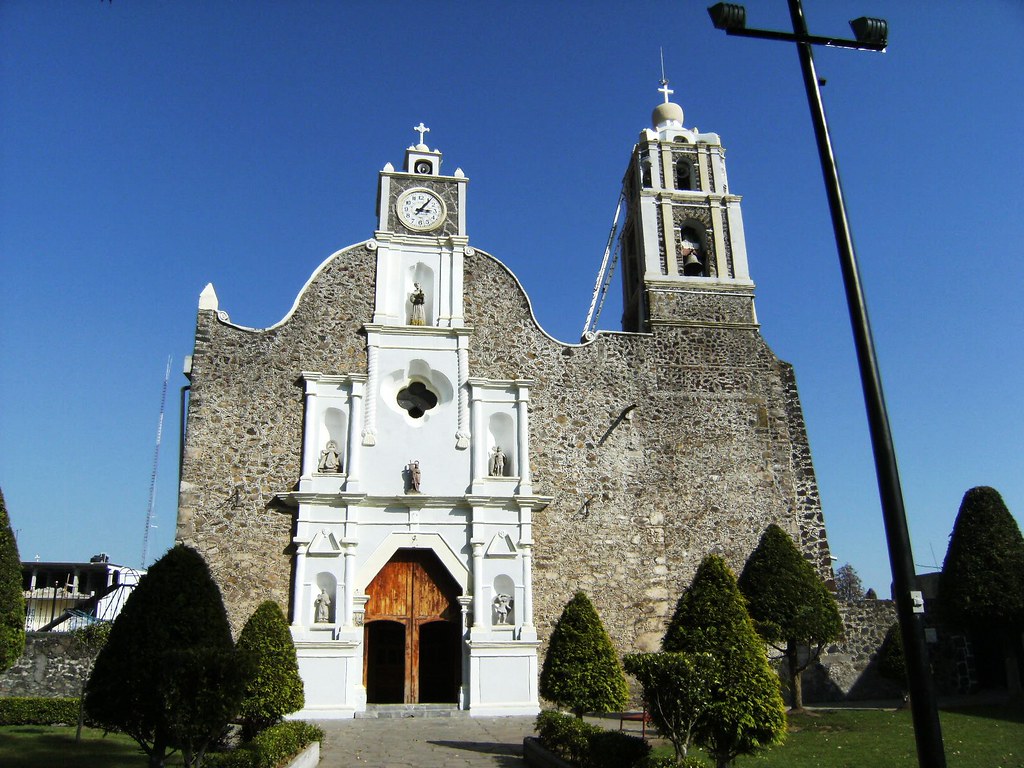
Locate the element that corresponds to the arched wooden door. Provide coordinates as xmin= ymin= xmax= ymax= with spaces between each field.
xmin=363 ymin=549 xmax=462 ymax=704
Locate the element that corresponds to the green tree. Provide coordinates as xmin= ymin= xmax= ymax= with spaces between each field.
xmin=236 ymin=600 xmax=304 ymax=740
xmin=623 ymin=651 xmax=718 ymax=764
xmin=85 ymin=545 xmax=245 ymax=768
xmin=539 ymin=591 xmax=629 ymax=717
xmin=834 ymin=563 xmax=865 ymax=602
xmin=938 ymin=486 xmax=1024 ymax=693
xmin=876 ymin=622 xmax=908 ymax=695
xmin=0 ymin=487 xmax=26 ymax=672
xmin=664 ymin=555 xmax=786 ymax=768
xmin=738 ymin=524 xmax=843 ymax=711
xmin=71 ymin=622 xmax=112 ymax=741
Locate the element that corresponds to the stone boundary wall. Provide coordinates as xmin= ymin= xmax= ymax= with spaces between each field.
xmin=0 ymin=633 xmax=98 ymax=698
xmin=802 ymin=598 xmax=901 ymax=702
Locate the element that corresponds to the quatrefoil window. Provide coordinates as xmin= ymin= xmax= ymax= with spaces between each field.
xmin=396 ymin=381 xmax=438 ymax=419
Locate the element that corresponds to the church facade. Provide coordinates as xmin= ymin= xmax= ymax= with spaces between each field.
xmin=176 ymin=94 xmax=832 ymax=717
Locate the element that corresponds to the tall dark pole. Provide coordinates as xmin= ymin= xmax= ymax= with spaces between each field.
xmin=784 ymin=0 xmax=946 ymax=765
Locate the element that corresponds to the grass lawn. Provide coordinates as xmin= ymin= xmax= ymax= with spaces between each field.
xmin=0 ymin=725 xmax=185 ymax=768
xmin=649 ymin=702 xmax=1024 ymax=767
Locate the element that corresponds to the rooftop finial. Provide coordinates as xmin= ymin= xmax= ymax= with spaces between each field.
xmin=652 ymin=49 xmax=684 ymax=131
xmin=413 ymin=122 xmax=430 ymax=149
xmin=658 ymin=48 xmax=673 ymax=103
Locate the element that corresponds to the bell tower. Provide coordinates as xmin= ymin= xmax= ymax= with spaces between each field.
xmin=619 ymin=81 xmax=754 ymax=332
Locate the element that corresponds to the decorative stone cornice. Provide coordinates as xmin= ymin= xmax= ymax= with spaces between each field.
xmin=276 ymin=491 xmax=367 ymax=508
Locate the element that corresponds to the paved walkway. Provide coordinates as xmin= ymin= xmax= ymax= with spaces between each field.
xmin=315 ymin=716 xmax=538 ymax=767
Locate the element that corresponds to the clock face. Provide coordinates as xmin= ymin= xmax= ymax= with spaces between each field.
xmin=397 ymin=188 xmax=445 ymax=231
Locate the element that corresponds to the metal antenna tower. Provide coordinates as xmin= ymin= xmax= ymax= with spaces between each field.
xmin=581 ymin=192 xmax=625 ymax=338
xmin=142 ymin=356 xmax=171 ymax=568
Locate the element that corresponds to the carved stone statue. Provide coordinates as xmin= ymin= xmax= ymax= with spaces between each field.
xmin=489 ymin=445 xmax=506 ymax=477
xmin=407 ymin=460 xmax=421 ymax=493
xmin=318 ymin=440 xmax=342 ymax=473
xmin=409 ymin=283 xmax=426 ymax=325
xmin=314 ymin=589 xmax=331 ymax=623
xmin=493 ymin=593 xmax=513 ymax=625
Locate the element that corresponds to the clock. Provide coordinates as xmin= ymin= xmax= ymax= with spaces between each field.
xmin=396 ymin=188 xmax=446 ymax=231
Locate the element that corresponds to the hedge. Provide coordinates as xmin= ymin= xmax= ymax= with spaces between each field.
xmin=205 ymin=720 xmax=324 ymax=768
xmin=0 ymin=697 xmax=82 ymax=726
xmin=535 ymin=710 xmax=650 ymax=768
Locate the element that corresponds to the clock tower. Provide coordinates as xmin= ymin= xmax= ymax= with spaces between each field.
xmin=370 ymin=124 xmax=470 ymax=329
xmin=376 ymin=122 xmax=467 ymax=239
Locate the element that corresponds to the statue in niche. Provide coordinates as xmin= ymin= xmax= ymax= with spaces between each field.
xmin=489 ymin=445 xmax=506 ymax=477
xmin=409 ymin=283 xmax=426 ymax=325
xmin=493 ymin=593 xmax=513 ymax=625
xmin=314 ymin=589 xmax=331 ymax=623
xmin=317 ymin=440 xmax=342 ymax=473
xmin=406 ymin=460 xmax=422 ymax=493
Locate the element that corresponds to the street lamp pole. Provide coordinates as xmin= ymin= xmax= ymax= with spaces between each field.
xmin=708 ymin=2 xmax=947 ymax=766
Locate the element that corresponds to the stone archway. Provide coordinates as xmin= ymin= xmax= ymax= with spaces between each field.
xmin=363 ymin=549 xmax=462 ymax=704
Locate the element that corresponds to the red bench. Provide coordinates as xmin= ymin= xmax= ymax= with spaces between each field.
xmin=619 ymin=708 xmax=653 ymax=738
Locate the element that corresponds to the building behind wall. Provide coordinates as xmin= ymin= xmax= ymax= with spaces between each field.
xmin=21 ymin=554 xmax=143 ymax=632
xmin=176 ymin=89 xmax=832 ymax=717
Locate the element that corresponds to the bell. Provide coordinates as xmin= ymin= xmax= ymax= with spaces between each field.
xmin=682 ymin=250 xmax=704 ymax=276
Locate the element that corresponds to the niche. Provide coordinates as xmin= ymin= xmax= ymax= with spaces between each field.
xmin=318 ymin=407 xmax=348 ymax=472
xmin=675 ymin=158 xmax=696 ymax=190
xmin=678 ymin=225 xmax=707 ymax=277
xmin=487 ymin=412 xmax=516 ymax=476
xmin=492 ymin=574 xmax=516 ymax=626
xmin=314 ymin=571 xmax=337 ymax=624
xmin=406 ymin=262 xmax=435 ymax=326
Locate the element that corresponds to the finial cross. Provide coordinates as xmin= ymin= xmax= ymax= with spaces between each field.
xmin=414 ymin=122 xmax=430 ymax=145
xmin=658 ymin=79 xmax=674 ymax=103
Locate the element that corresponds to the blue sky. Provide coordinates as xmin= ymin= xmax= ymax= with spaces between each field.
xmin=2 ymin=1 xmax=1022 ymax=595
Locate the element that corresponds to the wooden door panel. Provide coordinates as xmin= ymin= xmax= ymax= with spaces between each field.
xmin=364 ymin=550 xmax=463 ymax=704
xmin=365 ymin=560 xmax=411 ymax=620
xmin=412 ymin=559 xmax=459 ymax=619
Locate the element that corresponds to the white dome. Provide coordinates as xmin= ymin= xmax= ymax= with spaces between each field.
xmin=653 ymin=101 xmax=684 ymax=129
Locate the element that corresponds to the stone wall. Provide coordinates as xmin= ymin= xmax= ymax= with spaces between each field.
xmin=0 ymin=633 xmax=98 ymax=698
xmin=802 ymin=598 xmax=901 ymax=702
xmin=178 ymin=242 xmax=832 ymax=664
xmin=463 ymin=249 xmax=830 ymax=655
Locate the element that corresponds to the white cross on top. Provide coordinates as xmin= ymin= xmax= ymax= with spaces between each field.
xmin=658 ymin=79 xmax=674 ymax=103
xmin=414 ymin=122 xmax=430 ymax=145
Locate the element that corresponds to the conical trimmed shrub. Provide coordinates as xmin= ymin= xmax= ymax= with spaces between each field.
xmin=237 ymin=600 xmax=304 ymax=739
xmin=85 ymin=545 xmax=245 ymax=767
xmin=540 ymin=591 xmax=629 ymax=717
xmin=738 ymin=524 xmax=842 ymax=709
xmin=664 ymin=555 xmax=786 ymax=768
xmin=0 ymin=488 xmax=25 ymax=672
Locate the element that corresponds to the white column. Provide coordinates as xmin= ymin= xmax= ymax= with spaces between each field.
xmin=292 ymin=539 xmax=309 ymax=626
xmin=363 ymin=342 xmax=379 ymax=446
xmin=471 ymin=541 xmax=486 ymax=629
xmin=516 ymin=384 xmax=532 ymax=494
xmin=456 ymin=336 xmax=470 ymax=448
xmin=438 ymin=242 xmax=452 ymax=327
xmin=347 ymin=381 xmax=364 ymax=490
xmin=470 ymin=386 xmax=483 ymax=488
xmin=450 ymin=239 xmax=468 ymax=327
xmin=662 ymin=200 xmax=678 ymax=276
xmin=521 ymin=543 xmax=534 ymax=628
xmin=710 ymin=209 xmax=727 ymax=279
xmin=342 ymin=544 xmax=356 ymax=627
xmin=300 ymin=377 xmax=318 ymax=481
